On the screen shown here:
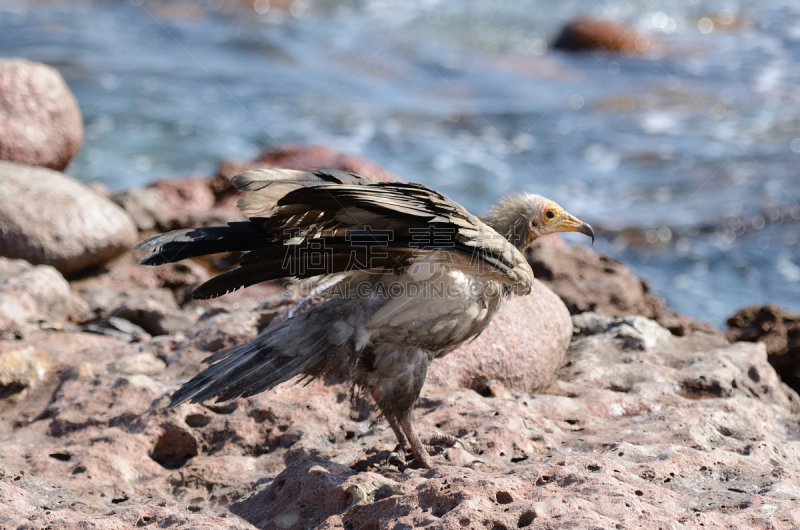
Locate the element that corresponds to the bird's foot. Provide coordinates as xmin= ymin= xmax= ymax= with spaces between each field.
xmin=421 ymin=434 xmax=465 ymax=453
xmin=389 ymin=443 xmax=435 ymax=470
xmin=389 ymin=435 xmax=467 ymax=469
xmin=386 ymin=450 xmax=408 ymax=468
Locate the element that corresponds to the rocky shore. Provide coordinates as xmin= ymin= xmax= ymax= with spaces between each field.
xmin=1 ymin=58 xmax=800 ymax=529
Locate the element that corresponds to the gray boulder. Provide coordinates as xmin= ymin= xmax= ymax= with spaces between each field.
xmin=0 ymin=257 xmax=89 ymax=334
xmin=0 ymin=161 xmax=138 ymax=274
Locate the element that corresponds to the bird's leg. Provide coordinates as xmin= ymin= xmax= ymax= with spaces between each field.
xmin=370 ymin=389 xmax=409 ymax=451
xmin=384 ymin=411 xmax=410 ymax=452
xmin=383 ymin=412 xmax=459 ymax=464
xmin=398 ymin=415 xmax=435 ymax=469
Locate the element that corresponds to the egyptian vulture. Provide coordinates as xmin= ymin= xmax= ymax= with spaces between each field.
xmin=135 ymin=168 xmax=594 ymax=468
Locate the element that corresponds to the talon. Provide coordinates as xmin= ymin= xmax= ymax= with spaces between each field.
xmin=423 ymin=434 xmax=461 ymax=448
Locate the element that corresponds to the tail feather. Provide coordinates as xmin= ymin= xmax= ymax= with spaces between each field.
xmin=168 ymin=334 xmax=326 ymax=407
xmin=167 ymin=308 xmax=354 ymax=408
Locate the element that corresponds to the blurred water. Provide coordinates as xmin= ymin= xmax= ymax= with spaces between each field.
xmin=0 ymin=0 xmax=799 ymax=327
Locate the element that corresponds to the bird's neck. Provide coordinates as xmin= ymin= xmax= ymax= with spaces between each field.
xmin=479 ymin=212 xmax=533 ymax=251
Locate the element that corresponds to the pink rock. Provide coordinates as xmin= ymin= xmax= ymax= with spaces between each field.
xmin=151 ymin=420 xmax=199 ymax=469
xmin=428 ymin=280 xmax=572 ymax=394
xmin=0 ymin=59 xmax=83 ymax=171
xmin=114 ymin=176 xmax=241 ymax=232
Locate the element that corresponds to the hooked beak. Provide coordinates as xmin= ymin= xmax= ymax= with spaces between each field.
xmin=559 ymin=214 xmax=595 ymax=245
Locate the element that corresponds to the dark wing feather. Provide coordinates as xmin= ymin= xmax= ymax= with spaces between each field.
xmin=134 ymin=223 xmax=270 ymax=265
xmin=261 ymin=182 xmax=525 ymax=278
xmin=136 ymin=167 xmax=530 ymax=299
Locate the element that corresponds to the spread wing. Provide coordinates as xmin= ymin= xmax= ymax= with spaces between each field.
xmin=136 ymin=168 xmax=533 ymax=299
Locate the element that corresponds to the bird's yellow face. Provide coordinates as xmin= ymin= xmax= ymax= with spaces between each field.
xmin=527 ymin=200 xmax=595 ymax=246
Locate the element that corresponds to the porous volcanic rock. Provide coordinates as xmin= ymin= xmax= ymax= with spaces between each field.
xmin=727 ymin=303 xmax=800 ymax=393
xmin=553 ymin=17 xmax=652 ymax=54
xmin=0 ymin=479 xmax=253 ymax=529
xmin=2 ymin=282 xmax=799 ymax=527
xmin=227 ymin=314 xmax=800 ymax=529
xmin=0 ymin=59 xmax=83 ymax=171
xmin=0 ymin=161 xmax=138 ymax=275
xmin=427 ymin=280 xmax=572 ymax=395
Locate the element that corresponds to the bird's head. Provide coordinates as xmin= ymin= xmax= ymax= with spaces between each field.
xmin=482 ymin=193 xmax=595 ymax=250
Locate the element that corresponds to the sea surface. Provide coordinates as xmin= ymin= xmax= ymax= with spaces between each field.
xmin=1 ymin=0 xmax=799 ymax=327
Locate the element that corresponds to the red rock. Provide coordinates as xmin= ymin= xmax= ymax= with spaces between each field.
xmin=427 ymin=280 xmax=571 ymax=394
xmin=73 ymin=253 xmax=212 ymax=311
xmin=726 ymin=303 xmax=800 ymax=392
xmin=114 ymin=176 xmax=243 ymax=232
xmin=0 ymin=480 xmax=254 ymax=529
xmin=1 ymin=291 xmax=799 ymax=528
xmin=0 ymin=59 xmax=83 ymax=171
xmin=0 ymin=161 xmax=138 ymax=275
xmin=553 ymin=17 xmax=651 ymax=54
xmin=212 ymin=317 xmax=800 ymax=529
xmin=147 ymin=177 xmax=216 ymax=213
xmin=527 ymin=236 xmax=648 ymax=315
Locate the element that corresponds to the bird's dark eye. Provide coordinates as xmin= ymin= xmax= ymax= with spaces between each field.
xmin=545 ymin=210 xmax=555 ymax=219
